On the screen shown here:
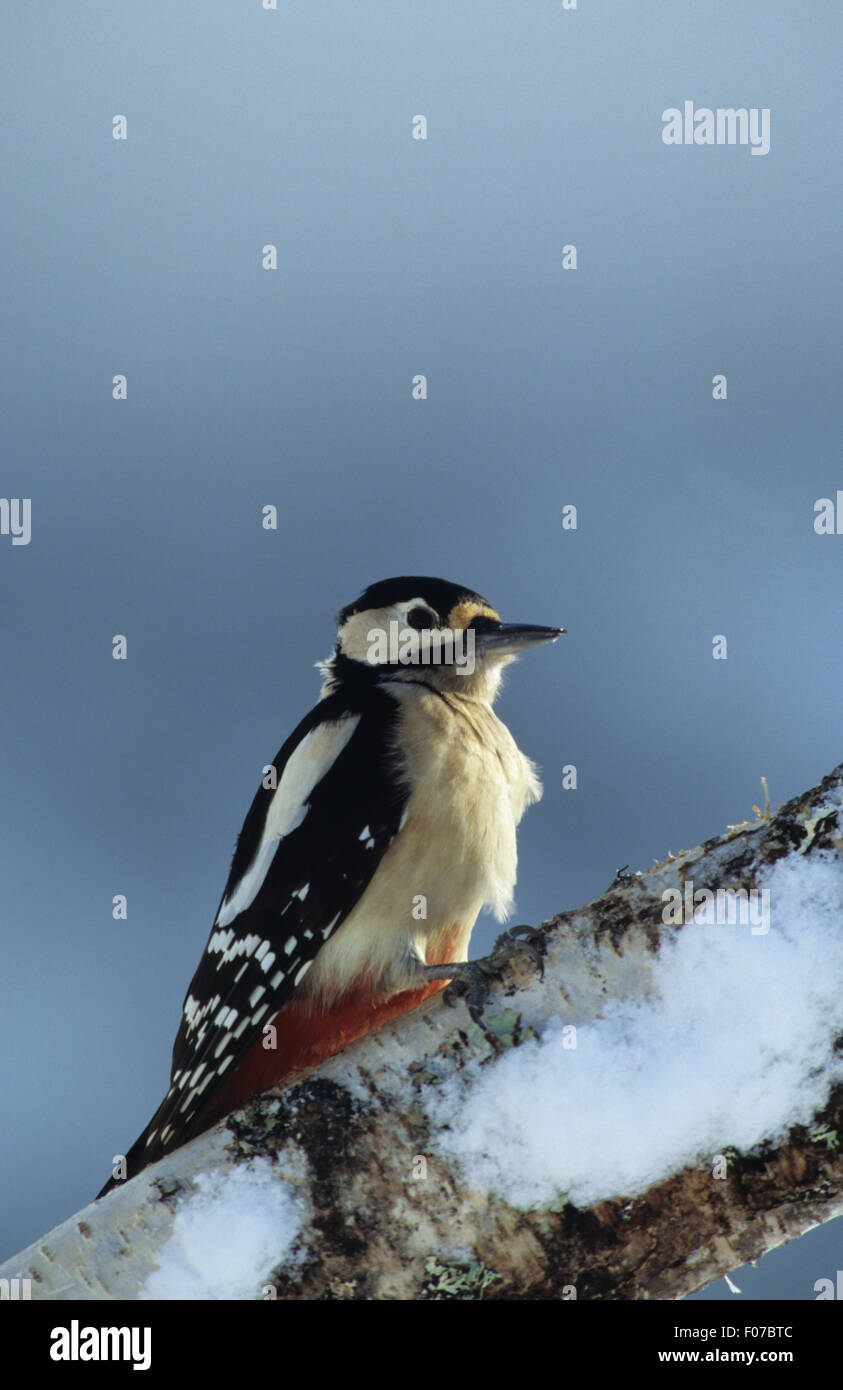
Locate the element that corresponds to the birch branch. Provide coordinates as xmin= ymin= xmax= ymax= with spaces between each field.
xmin=2 ymin=763 xmax=842 ymax=1301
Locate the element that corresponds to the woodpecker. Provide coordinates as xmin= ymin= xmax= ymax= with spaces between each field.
xmin=98 ymin=576 xmax=562 ymax=1196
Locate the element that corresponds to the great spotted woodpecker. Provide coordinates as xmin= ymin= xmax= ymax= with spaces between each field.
xmin=98 ymin=576 xmax=562 ymax=1195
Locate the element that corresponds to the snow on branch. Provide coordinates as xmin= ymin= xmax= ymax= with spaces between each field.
xmin=3 ymin=763 xmax=842 ymax=1300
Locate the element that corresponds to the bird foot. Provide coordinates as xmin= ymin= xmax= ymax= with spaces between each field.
xmin=424 ymin=925 xmax=545 ymax=1041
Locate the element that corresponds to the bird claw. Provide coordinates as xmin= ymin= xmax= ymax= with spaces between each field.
xmin=499 ymin=924 xmax=546 ymax=980
xmin=424 ymin=925 xmax=545 ymax=1042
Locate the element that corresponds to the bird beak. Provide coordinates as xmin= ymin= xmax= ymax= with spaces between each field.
xmin=474 ymin=623 xmax=566 ymax=656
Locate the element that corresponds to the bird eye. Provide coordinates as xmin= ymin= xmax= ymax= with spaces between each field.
xmin=406 ymin=606 xmax=438 ymax=630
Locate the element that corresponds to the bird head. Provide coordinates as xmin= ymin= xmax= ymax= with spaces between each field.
xmin=321 ymin=575 xmax=564 ymax=701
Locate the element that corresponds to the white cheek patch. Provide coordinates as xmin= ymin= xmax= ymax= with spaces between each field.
xmin=340 ymin=600 xmax=429 ymax=664
xmin=216 ymin=716 xmax=360 ymax=927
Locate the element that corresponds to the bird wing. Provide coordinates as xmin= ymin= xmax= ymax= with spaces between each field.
xmin=106 ymin=685 xmax=408 ymax=1188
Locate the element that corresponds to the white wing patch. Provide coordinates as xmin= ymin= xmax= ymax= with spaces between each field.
xmin=216 ymin=716 xmax=360 ymax=928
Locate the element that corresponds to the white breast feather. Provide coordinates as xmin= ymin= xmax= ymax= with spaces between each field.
xmin=299 ymin=684 xmax=542 ymax=1006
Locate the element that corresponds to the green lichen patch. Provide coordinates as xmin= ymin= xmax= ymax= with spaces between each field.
xmin=419 ymin=1255 xmax=501 ymax=1300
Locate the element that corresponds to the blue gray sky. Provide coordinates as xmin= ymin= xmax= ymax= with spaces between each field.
xmin=1 ymin=1 xmax=840 ymax=1296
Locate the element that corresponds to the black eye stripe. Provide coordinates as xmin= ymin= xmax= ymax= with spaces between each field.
xmin=406 ymin=606 xmax=439 ymax=630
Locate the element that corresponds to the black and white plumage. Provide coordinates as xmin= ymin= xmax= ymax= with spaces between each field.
xmin=99 ymin=576 xmax=562 ymax=1195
